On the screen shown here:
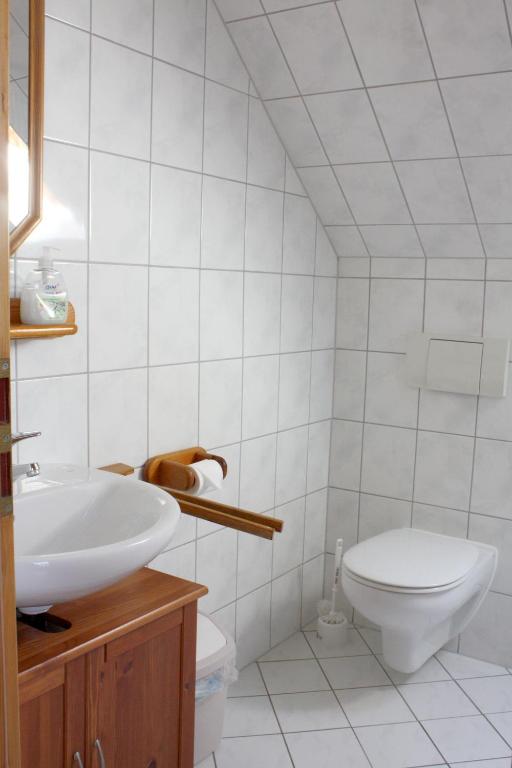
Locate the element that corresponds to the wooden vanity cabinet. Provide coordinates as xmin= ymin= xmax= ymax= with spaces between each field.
xmin=17 ymin=570 xmax=207 ymax=768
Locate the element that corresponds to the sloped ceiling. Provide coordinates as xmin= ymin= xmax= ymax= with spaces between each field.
xmin=216 ymin=0 xmax=512 ymax=260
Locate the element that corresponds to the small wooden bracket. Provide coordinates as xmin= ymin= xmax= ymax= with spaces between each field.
xmin=0 ymin=494 xmax=13 ymax=518
xmin=0 ymin=424 xmax=10 ymax=454
xmin=99 ymin=463 xmax=135 ymax=476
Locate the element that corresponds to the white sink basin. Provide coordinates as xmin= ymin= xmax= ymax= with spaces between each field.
xmin=14 ymin=464 xmax=180 ymax=614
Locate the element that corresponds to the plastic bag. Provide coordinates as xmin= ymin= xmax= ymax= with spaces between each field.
xmin=195 ymin=656 xmax=238 ymax=703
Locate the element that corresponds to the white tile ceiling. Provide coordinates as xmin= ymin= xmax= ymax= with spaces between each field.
xmin=217 ymin=0 xmax=512 ymax=257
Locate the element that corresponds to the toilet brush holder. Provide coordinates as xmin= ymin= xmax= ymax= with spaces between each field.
xmin=317 ymin=537 xmax=348 ymax=648
xmin=317 ymin=613 xmax=349 ymax=648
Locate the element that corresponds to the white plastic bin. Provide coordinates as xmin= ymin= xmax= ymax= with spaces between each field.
xmin=194 ymin=613 xmax=237 ymax=765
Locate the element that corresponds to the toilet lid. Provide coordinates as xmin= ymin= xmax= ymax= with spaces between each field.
xmin=343 ymin=528 xmax=480 ymax=590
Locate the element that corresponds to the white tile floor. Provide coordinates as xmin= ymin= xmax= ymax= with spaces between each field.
xmin=199 ymin=624 xmax=512 ymax=768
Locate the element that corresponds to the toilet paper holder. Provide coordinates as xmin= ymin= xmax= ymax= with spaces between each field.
xmin=140 ymin=447 xmax=283 ymax=540
xmin=143 ymin=446 xmax=228 ymax=492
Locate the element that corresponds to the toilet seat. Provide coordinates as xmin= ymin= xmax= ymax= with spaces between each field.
xmin=342 ymin=528 xmax=480 ymax=593
xmin=342 ymin=568 xmax=469 ymax=594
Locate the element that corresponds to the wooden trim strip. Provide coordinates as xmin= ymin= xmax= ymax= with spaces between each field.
xmin=9 ymin=0 xmax=45 ymax=254
xmin=179 ymin=602 xmax=197 ymax=767
xmin=0 ymin=0 xmax=21 ymax=760
xmin=18 ymin=665 xmax=64 ymax=705
xmin=106 ymin=610 xmax=182 ymax=660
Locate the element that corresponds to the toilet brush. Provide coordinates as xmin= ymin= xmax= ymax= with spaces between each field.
xmin=317 ymin=538 xmax=348 ymax=646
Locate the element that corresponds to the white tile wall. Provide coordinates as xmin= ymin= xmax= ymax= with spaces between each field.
xmin=215 ymin=0 xmax=512 ymax=666
xmin=23 ymin=0 xmax=512 ymax=672
xmin=13 ymin=0 xmax=337 ymax=669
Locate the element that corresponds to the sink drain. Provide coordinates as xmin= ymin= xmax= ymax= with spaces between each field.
xmin=17 ymin=611 xmax=71 ymax=633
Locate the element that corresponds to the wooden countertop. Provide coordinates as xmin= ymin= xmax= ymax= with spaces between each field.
xmin=17 ymin=569 xmax=207 ymax=679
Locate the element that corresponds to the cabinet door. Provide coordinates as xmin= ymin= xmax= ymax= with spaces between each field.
xmin=87 ymin=605 xmax=197 ymax=768
xmin=19 ymin=656 xmax=86 ymax=768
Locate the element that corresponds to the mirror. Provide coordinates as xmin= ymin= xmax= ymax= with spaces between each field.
xmin=8 ymin=0 xmax=44 ymax=254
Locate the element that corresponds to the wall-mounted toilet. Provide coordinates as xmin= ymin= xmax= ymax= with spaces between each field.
xmin=342 ymin=528 xmax=497 ymax=674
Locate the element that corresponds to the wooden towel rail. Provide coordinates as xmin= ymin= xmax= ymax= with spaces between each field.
xmin=168 ymin=489 xmax=281 ymax=540
xmin=167 ymin=486 xmax=275 ymax=539
xmin=171 ymin=490 xmax=282 ymax=533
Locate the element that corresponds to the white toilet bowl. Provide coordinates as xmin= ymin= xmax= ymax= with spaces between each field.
xmin=342 ymin=528 xmax=497 ymax=673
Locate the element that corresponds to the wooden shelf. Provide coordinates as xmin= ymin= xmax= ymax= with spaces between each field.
xmin=10 ymin=298 xmax=78 ymax=340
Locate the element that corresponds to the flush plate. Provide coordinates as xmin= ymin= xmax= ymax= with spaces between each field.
xmin=406 ymin=333 xmax=510 ymax=397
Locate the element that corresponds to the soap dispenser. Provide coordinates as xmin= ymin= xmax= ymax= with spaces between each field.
xmin=20 ymin=247 xmax=68 ymax=325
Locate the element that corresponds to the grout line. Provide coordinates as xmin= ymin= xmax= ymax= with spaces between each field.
xmin=329 ymin=410 xmax=512 ymax=443
xmin=260 ymin=68 xmax=512 ymax=97
xmin=335 ymin=1 xmax=427 ymax=553
xmin=85 ymin=0 xmax=93 ymax=468
xmin=353 ymin=263 xmax=370 ymax=549
xmin=412 ymin=1 xmax=491 ymax=262
xmin=145 ymin=0 xmax=156 ymax=488
xmin=324 ymin=226 xmax=339 ymax=591
xmin=304 ymin=627 xmax=392 ymax=765
xmin=332 ymin=5 xmax=426 ymax=259
xmin=297 ymin=217 xmax=317 ymax=626
xmin=195 ymin=0 xmax=209 ymax=585
xmin=434 ymin=652 xmax=512 ymax=754
xmin=505 ymin=0 xmax=512 ymax=48
xmin=412 ymin=3 xmax=493 ymax=627
xmin=295 ymin=151 xmax=512 ymax=167
xmin=13 ymin=360 xmax=337 ymax=383
xmin=217 ymin=0 xmax=370 ymax=261
xmin=40 ymin=135 xmax=307 ymax=200
xmin=232 ymin=53 xmax=252 ymax=634
xmin=48 ymin=13 xmax=258 ymax=98
xmin=20 ymin=261 xmax=512 ymax=282
xmin=266 ymin=13 xmax=372 ymax=259
xmin=254 ymin=660 xmax=299 ymax=768
xmin=332 ymin=221 xmax=511 ymax=228
xmin=239 ymin=1 xmax=374 ymax=608
xmin=268 ymin=144 xmax=287 ymax=651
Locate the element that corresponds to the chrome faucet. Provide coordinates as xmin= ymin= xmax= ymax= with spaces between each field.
xmin=11 ymin=431 xmax=41 ymax=481
xmin=13 ymin=462 xmax=40 ymax=481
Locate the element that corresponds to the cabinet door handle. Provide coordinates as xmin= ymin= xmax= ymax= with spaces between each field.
xmin=95 ymin=738 xmax=107 ymax=768
xmin=73 ymin=753 xmax=84 ymax=768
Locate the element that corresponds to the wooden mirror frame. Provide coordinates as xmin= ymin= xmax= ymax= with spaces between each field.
xmin=8 ymin=0 xmax=44 ymax=255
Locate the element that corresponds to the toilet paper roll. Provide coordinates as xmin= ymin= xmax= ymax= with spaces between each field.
xmin=188 ymin=459 xmax=224 ymax=496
